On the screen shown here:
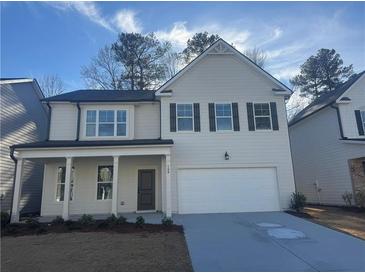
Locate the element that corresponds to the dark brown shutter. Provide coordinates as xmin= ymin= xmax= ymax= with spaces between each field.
xmin=170 ymin=103 xmax=176 ymax=132
xmin=193 ymin=103 xmax=200 ymax=132
xmin=208 ymin=103 xmax=216 ymax=132
xmin=247 ymin=102 xmax=255 ymax=131
xmin=270 ymin=102 xmax=279 ymax=130
xmin=355 ymin=110 xmax=364 ymax=136
xmin=232 ymin=103 xmax=240 ymax=131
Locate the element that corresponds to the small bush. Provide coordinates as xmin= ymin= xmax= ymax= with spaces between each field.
xmin=135 ymin=216 xmax=145 ymax=227
xmin=78 ymin=214 xmax=95 ymax=226
xmin=342 ymin=192 xmax=353 ymax=206
xmin=51 ymin=216 xmax=65 ymax=225
xmin=355 ymin=190 xmax=365 ymax=208
xmin=1 ymin=212 xmax=10 ymax=228
xmin=117 ymin=215 xmax=127 ymax=225
xmin=24 ymin=218 xmax=41 ymax=229
xmin=162 ymin=216 xmax=173 ymax=226
xmin=290 ymin=192 xmax=307 ymax=212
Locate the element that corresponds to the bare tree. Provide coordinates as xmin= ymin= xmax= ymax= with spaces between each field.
xmin=244 ymin=47 xmax=267 ymax=68
xmin=164 ymin=50 xmax=183 ymax=80
xmin=81 ymin=45 xmax=123 ymax=90
xmin=39 ymin=75 xmax=65 ymax=97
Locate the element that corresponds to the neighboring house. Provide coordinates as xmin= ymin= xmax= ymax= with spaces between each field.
xmin=289 ymin=71 xmax=365 ymax=206
xmin=0 ymin=78 xmax=49 ymax=214
xmin=10 ymin=39 xmax=295 ymax=222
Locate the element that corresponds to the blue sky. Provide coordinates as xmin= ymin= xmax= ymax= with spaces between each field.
xmin=1 ymin=1 xmax=364 ymax=90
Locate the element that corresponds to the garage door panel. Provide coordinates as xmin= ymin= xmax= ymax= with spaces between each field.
xmin=178 ymin=168 xmax=280 ymax=214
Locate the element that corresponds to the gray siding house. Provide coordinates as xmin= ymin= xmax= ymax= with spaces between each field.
xmin=289 ymin=71 xmax=365 ymax=206
xmin=0 ymin=78 xmax=49 ymax=214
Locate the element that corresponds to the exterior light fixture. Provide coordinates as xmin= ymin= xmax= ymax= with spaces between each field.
xmin=224 ymin=151 xmax=230 ymax=160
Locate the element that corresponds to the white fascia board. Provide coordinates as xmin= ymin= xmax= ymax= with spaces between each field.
xmin=0 ymin=79 xmax=34 ymax=85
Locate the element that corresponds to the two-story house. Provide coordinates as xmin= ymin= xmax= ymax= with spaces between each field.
xmin=1 ymin=78 xmax=49 ymax=215
xmin=289 ymin=71 xmax=365 ymax=206
xmin=10 ymin=39 xmax=295 ymax=222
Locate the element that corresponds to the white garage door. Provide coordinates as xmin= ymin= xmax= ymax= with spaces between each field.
xmin=178 ymin=168 xmax=280 ymax=214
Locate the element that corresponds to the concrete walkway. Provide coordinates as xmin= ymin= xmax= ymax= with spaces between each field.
xmin=174 ymin=212 xmax=365 ymax=271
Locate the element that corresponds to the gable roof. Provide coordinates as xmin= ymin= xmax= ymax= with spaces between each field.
xmin=42 ymin=89 xmax=156 ymax=103
xmin=289 ymin=71 xmax=365 ymax=127
xmin=155 ymin=38 xmax=292 ymax=96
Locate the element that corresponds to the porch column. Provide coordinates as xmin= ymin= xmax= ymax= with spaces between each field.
xmin=112 ymin=156 xmax=119 ymax=216
xmin=11 ymin=158 xmax=24 ymax=223
xmin=62 ymin=157 xmax=73 ymax=220
xmin=165 ymin=154 xmax=172 ymax=217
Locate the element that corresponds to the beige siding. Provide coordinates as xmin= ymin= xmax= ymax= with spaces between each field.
xmin=49 ymin=103 xmax=78 ymax=140
xmin=134 ymin=103 xmax=160 ymax=139
xmin=41 ymin=156 xmax=162 ymax=216
xmin=0 ymin=82 xmax=48 ymax=213
xmin=339 ymin=75 xmax=365 ymax=139
xmin=160 ymin=54 xmax=296 ymax=212
xmin=289 ymin=107 xmax=365 ymax=205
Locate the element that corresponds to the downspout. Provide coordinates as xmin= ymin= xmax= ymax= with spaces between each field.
xmin=46 ymin=102 xmax=52 ymax=141
xmin=159 ymin=100 xmax=162 ymax=139
xmin=9 ymin=147 xmax=17 ymax=218
xmin=76 ymin=103 xmax=81 ymax=141
xmin=330 ymin=104 xmax=345 ymax=139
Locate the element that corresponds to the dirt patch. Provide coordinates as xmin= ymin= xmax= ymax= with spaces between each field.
xmin=1 ymin=231 xmax=193 ymax=271
xmin=288 ymin=205 xmax=365 ymax=240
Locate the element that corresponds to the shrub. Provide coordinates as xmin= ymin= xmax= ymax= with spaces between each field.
xmin=355 ymin=190 xmax=365 ymax=208
xmin=24 ymin=218 xmax=41 ymax=229
xmin=290 ymin=192 xmax=307 ymax=212
xmin=106 ymin=214 xmax=118 ymax=224
xmin=162 ymin=216 xmax=173 ymax=226
xmin=342 ymin=192 xmax=353 ymax=206
xmin=51 ymin=216 xmax=65 ymax=225
xmin=117 ymin=215 xmax=127 ymax=224
xmin=64 ymin=220 xmax=74 ymax=227
xmin=1 ymin=212 xmax=10 ymax=228
xmin=135 ymin=216 xmax=145 ymax=227
xmin=78 ymin=214 xmax=95 ymax=226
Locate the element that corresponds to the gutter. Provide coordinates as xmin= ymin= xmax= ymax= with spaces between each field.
xmin=76 ymin=103 xmax=81 ymax=141
xmin=330 ymin=104 xmax=345 ymax=139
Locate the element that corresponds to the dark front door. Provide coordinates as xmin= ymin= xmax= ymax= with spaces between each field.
xmin=137 ymin=169 xmax=155 ymax=210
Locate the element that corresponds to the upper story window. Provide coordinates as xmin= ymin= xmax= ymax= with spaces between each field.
xmin=361 ymin=111 xmax=365 ymax=131
xmin=253 ymin=103 xmax=271 ymax=130
xmin=177 ymin=104 xmax=193 ymax=131
xmin=215 ymin=103 xmax=233 ymax=130
xmin=86 ymin=110 xmax=127 ymax=137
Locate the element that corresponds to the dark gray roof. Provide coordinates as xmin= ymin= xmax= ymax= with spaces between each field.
xmin=11 ymin=139 xmax=173 ymax=149
xmin=289 ymin=71 xmax=365 ymax=127
xmin=42 ymin=89 xmax=156 ymax=102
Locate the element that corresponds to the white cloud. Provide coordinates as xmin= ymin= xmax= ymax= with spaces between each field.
xmin=113 ymin=9 xmax=142 ymax=33
xmin=156 ymin=22 xmax=192 ymax=48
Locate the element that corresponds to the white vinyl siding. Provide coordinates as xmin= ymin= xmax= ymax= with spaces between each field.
xmin=160 ymin=54 xmax=295 ymax=212
xmin=49 ymin=103 xmax=78 ymax=140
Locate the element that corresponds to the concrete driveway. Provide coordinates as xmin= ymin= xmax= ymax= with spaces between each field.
xmin=174 ymin=212 xmax=365 ymax=271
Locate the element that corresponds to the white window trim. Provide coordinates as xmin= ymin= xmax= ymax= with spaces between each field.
xmin=215 ymin=103 xmax=234 ymax=131
xmin=96 ymin=164 xmax=113 ymax=201
xmin=55 ymin=166 xmax=75 ymax=203
xmin=84 ymin=109 xmax=129 ymax=139
xmin=176 ymin=103 xmax=195 ymax=132
xmin=253 ymin=102 xmax=272 ymax=131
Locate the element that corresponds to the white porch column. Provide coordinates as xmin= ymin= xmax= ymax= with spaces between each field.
xmin=62 ymin=157 xmax=73 ymax=220
xmin=112 ymin=156 xmax=119 ymax=216
xmin=165 ymin=154 xmax=172 ymax=217
xmin=11 ymin=158 xmax=24 ymax=223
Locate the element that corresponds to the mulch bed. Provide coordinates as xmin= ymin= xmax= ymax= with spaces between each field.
xmin=1 ymin=221 xmax=183 ymax=237
xmin=285 ymin=210 xmax=313 ymax=219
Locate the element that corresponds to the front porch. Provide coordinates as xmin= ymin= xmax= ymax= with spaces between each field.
xmin=10 ymin=140 xmax=173 ymax=223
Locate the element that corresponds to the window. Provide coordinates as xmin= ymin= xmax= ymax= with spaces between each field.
xmin=56 ymin=167 xmax=74 ymax=202
xmin=215 ymin=103 xmax=233 ymax=130
xmin=97 ymin=165 xmax=113 ymax=200
xmin=361 ymin=111 xmax=365 ymax=131
xmin=85 ymin=110 xmax=127 ymax=137
xmin=254 ymin=103 xmax=271 ymax=130
xmin=177 ymin=104 xmax=193 ymax=131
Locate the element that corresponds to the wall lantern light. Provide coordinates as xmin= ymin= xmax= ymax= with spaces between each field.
xmin=224 ymin=151 xmax=230 ymax=160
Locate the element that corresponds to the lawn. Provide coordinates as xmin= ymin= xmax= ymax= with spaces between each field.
xmin=291 ymin=205 xmax=365 ymax=240
xmin=1 ymin=231 xmax=192 ymax=271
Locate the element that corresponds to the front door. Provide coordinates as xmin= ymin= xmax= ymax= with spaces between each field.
xmin=137 ymin=169 xmax=155 ymax=211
